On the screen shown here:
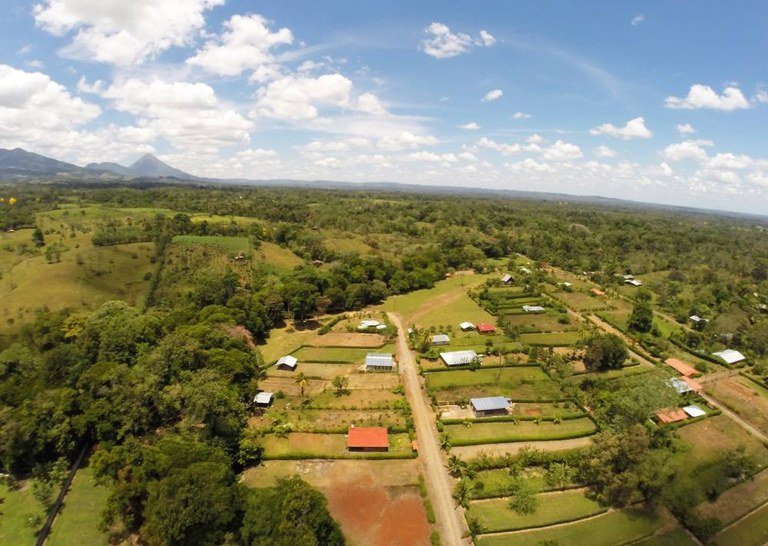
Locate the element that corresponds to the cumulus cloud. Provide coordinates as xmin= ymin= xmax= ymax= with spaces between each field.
xmin=631 ymin=14 xmax=645 ymax=26
xmin=252 ymin=73 xmax=353 ymax=120
xmin=662 ymin=139 xmax=712 ymax=162
xmin=377 ymin=132 xmax=438 ymax=151
xmin=542 ymin=140 xmax=583 ymax=161
xmin=33 ymin=0 xmax=223 ymax=66
xmin=405 ymin=151 xmax=458 ymax=163
xmin=186 ymin=14 xmax=293 ymax=77
xmin=512 ymin=111 xmax=531 ymax=120
xmin=482 ymin=89 xmax=503 ymax=102
xmin=594 ymin=145 xmax=618 ymax=158
xmin=589 ymin=116 xmax=652 ymax=139
xmin=755 ymin=90 xmax=768 ymax=104
xmin=356 ymin=93 xmax=387 ymax=116
xmin=505 ymin=158 xmax=554 ymax=173
xmin=676 ymin=123 xmax=695 ymax=135
xmin=420 ymin=22 xmax=495 ymax=59
xmin=457 ymin=122 xmax=480 ymax=130
xmin=665 ymin=84 xmax=750 ymax=111
xmin=478 ymin=137 xmax=521 ymax=155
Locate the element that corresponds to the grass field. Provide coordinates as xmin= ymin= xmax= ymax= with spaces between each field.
xmin=172 ymin=235 xmax=251 ymax=252
xmin=468 ymin=489 xmax=606 ymax=532
xmin=697 ymin=468 xmax=768 ymax=526
xmin=445 ymin=417 xmax=596 ymax=445
xmin=47 ymin=467 xmax=109 ymax=546
xmin=259 ymin=432 xmax=413 ymax=459
xmin=250 ymin=408 xmax=407 ymax=433
xmin=293 ymin=345 xmax=395 ymax=363
xmin=707 ymin=375 xmax=768 ymax=437
xmin=0 ymin=481 xmax=43 ymax=545
xmin=259 ymin=323 xmax=322 ymax=363
xmin=466 ymin=467 xmax=580 ymax=499
xmin=504 ymin=313 xmax=578 ymax=332
xmin=475 ymin=508 xmax=666 ymax=546
xmin=426 ymin=367 xmax=550 ymax=389
xmin=254 ymin=242 xmax=304 ymax=270
xmin=551 ymin=291 xmax=612 ymax=312
xmin=711 ymin=502 xmax=768 ymax=546
xmin=269 ymin=362 xmax=356 ymax=380
xmin=633 ymin=526 xmax=699 ymax=546
xmin=519 ymin=331 xmax=583 ymax=346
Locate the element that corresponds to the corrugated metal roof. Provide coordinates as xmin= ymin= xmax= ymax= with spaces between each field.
xmin=347 ymin=427 xmax=388 ymax=448
xmin=277 ymin=355 xmax=298 ymax=367
xmin=254 ymin=392 xmax=273 ymax=404
xmin=459 ymin=321 xmax=475 ymax=330
xmin=713 ymin=349 xmax=746 ymax=364
xmin=432 ymin=334 xmax=450 ymax=344
xmin=440 ymin=350 xmax=478 ymax=366
xmin=365 ymin=353 xmax=394 ymax=367
xmin=470 ymin=396 xmax=509 ymax=412
xmin=683 ymin=405 xmax=706 ymax=418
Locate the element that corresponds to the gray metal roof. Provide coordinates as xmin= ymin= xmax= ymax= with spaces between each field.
xmin=440 ymin=350 xmax=478 ymax=366
xmin=277 ymin=355 xmax=298 ymax=367
xmin=432 ymin=334 xmax=450 ymax=343
xmin=365 ymin=353 xmax=394 ymax=367
xmin=470 ymin=396 xmax=510 ymax=412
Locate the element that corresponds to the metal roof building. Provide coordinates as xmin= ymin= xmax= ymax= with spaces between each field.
xmin=470 ymin=396 xmax=510 ymax=416
xmin=459 ymin=321 xmax=475 ymax=331
xmin=501 ymin=274 xmax=513 ymax=284
xmin=431 ymin=334 xmax=450 ymax=345
xmin=365 ymin=353 xmax=395 ymax=370
xmin=522 ymin=305 xmax=545 ymax=313
xmin=254 ymin=392 xmax=274 ymax=406
xmin=712 ymin=349 xmax=746 ymax=365
xmin=664 ymin=358 xmax=697 ymax=377
xmin=276 ymin=355 xmax=298 ymax=370
xmin=440 ymin=350 xmax=479 ymax=367
xmin=347 ymin=427 xmax=389 ymax=451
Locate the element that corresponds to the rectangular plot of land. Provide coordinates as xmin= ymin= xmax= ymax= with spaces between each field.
xmin=269 ymin=363 xmax=356 ymax=380
xmin=519 ymin=331 xmax=583 ymax=346
xmin=712 ymin=501 xmax=768 ymax=546
xmin=260 ymin=432 xmax=413 ymax=459
xmin=426 ymin=367 xmax=550 ymax=389
xmin=445 ymin=417 xmax=596 ymax=446
xmin=308 ymin=332 xmax=388 ymax=348
xmin=292 ymin=346 xmax=384 ymax=363
xmin=468 ymin=489 xmax=606 ymax=533
xmin=504 ymin=314 xmax=578 ymax=332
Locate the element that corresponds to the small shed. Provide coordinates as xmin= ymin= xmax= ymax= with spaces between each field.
xmin=254 ymin=391 xmax=274 ymax=407
xmin=470 ymin=396 xmax=511 ymax=417
xmin=522 ymin=305 xmax=545 ymax=313
xmin=431 ymin=334 xmax=450 ymax=346
xmin=440 ymin=350 xmax=479 ymax=367
xmin=712 ymin=349 xmax=746 ymax=365
xmin=590 ymin=288 xmax=605 ymax=296
xmin=561 ymin=282 xmax=573 ymax=288
xmin=365 ymin=353 xmax=395 ymax=371
xmin=358 ymin=320 xmax=382 ymax=330
xmin=683 ymin=404 xmax=706 ymax=418
xmin=689 ymin=315 xmax=708 ymax=324
xmin=655 ymin=408 xmax=688 ymax=424
xmin=664 ymin=358 xmax=698 ymax=377
xmin=501 ymin=274 xmax=513 ymax=284
xmin=276 ymin=355 xmax=298 ymax=371
xmin=476 ymin=323 xmax=496 ymax=334
xmin=459 ymin=321 xmax=476 ymax=331
xmin=347 ymin=427 xmax=389 ymax=452
xmin=625 ymin=279 xmax=643 ymax=286
xmin=668 ymin=377 xmax=694 ymax=395
xmin=682 ymin=376 xmax=703 ymax=394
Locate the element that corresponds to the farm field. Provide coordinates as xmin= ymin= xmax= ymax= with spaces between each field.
xmin=444 ymin=417 xmax=597 ymax=445
xmin=47 ymin=466 xmax=110 ymax=546
xmin=465 ymin=467 xmax=581 ymax=499
xmin=706 ymin=375 xmax=768 ymax=436
xmin=519 ymin=331 xmax=583 ymax=346
xmin=0 ymin=480 xmax=41 ymax=546
xmin=474 ymin=508 xmax=667 ymax=546
xmin=467 ymin=489 xmax=606 ymax=532
xmin=426 ymin=366 xmax=565 ymax=402
xmin=451 ymin=437 xmax=594 ymax=460
xmin=697 ymin=467 xmax=768 ymax=526
xmin=172 ymin=234 xmax=251 ymax=252
xmin=711 ymin=501 xmax=768 ymax=546
xmin=259 ymin=432 xmax=413 ymax=459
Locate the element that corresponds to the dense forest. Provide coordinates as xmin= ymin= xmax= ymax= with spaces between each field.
xmin=1 ymin=181 xmax=767 ymax=544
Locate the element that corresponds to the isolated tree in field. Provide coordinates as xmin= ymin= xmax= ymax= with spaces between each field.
xmin=295 ymin=372 xmax=309 ymax=397
xmin=32 ymin=227 xmax=45 ymax=247
xmin=583 ymin=334 xmax=628 ymax=371
xmin=507 ymin=475 xmax=538 ymax=515
xmin=331 ymin=375 xmax=348 ymax=396
xmin=628 ymin=301 xmax=654 ymax=333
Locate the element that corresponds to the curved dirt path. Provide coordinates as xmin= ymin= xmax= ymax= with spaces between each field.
xmin=388 ymin=312 xmax=469 ymax=546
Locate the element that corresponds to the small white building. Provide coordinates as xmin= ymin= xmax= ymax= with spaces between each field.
xmin=254 ymin=391 xmax=274 ymax=407
xmin=561 ymin=282 xmax=573 ymax=288
xmin=440 ymin=350 xmax=479 ymax=367
xmin=625 ymin=279 xmax=643 ymax=287
xmin=276 ymin=355 xmax=298 ymax=371
xmin=519 ymin=266 xmax=532 ymax=274
xmin=365 ymin=353 xmax=395 ymax=371
xmin=522 ymin=305 xmax=545 ymax=313
xmin=712 ymin=349 xmax=746 ymax=365
xmin=459 ymin=321 xmax=476 ymax=331
xmin=501 ymin=274 xmax=513 ymax=284
xmin=667 ymin=378 xmax=693 ymax=394
xmin=689 ymin=315 xmax=708 ymax=324
xmin=470 ymin=396 xmax=511 ymax=417
xmin=358 ymin=319 xmax=382 ymax=330
xmin=683 ymin=405 xmax=706 ymax=418
xmin=431 ymin=334 xmax=450 ymax=345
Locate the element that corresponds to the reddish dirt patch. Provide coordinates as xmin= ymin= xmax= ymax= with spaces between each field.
xmin=325 ymin=474 xmax=430 ymax=546
xmin=524 ymin=408 xmax=541 ymax=416
xmin=309 ymin=332 xmax=387 ymax=348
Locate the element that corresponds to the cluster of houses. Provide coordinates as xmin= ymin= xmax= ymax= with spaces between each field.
xmin=655 ymin=356 xmax=707 ymax=424
xmin=623 ymin=274 xmax=643 ymax=287
xmin=458 ymin=321 xmax=496 ymax=333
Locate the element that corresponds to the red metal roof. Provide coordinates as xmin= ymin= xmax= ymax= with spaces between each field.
xmin=665 ymin=358 xmax=698 ymax=377
xmin=590 ymin=288 xmax=605 ymax=296
xmin=476 ymin=323 xmax=496 ymax=333
xmin=347 ymin=427 xmax=389 ymax=448
xmin=655 ymin=408 xmax=688 ymax=424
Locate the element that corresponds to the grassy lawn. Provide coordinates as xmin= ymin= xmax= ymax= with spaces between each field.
xmin=552 ymin=291 xmax=612 ymax=312
xmin=292 ymin=345 xmax=394 ymax=363
xmin=577 ymin=360 xmax=656 ymax=381
xmin=504 ymin=313 xmax=578 ymax=332
xmin=466 ymin=467 xmax=581 ymax=499
xmin=251 ymin=408 xmax=407 ymax=433
xmin=255 ymin=242 xmax=305 ymax=270
xmin=445 ymin=417 xmax=596 ymax=445
xmin=475 ymin=508 xmax=666 ymax=546
xmin=268 ymin=362 xmax=356 ymax=380
xmin=0 ymin=481 xmax=43 ymax=545
xmin=706 ymin=375 xmax=768 ymax=437
xmin=468 ymin=489 xmax=606 ymax=532
xmin=697 ymin=468 xmax=768 ymax=526
xmin=633 ymin=526 xmax=698 ymax=546
xmin=172 ymin=235 xmax=251 ymax=252
xmin=259 ymin=432 xmax=413 ymax=459
xmin=711 ymin=501 xmax=768 ymax=546
xmin=47 ymin=467 xmax=109 ymax=546
xmin=381 ymin=273 xmax=492 ymax=321
xmin=259 ymin=323 xmax=323 ymax=363
xmin=676 ymin=415 xmax=768 ymax=467
xmin=519 ymin=331 xmax=584 ymax=346
xmin=426 ymin=367 xmax=550 ymax=389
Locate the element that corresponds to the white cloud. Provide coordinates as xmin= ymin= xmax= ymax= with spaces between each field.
xmin=377 ymin=131 xmax=438 ymax=151
xmin=526 ymin=134 xmax=544 ymax=144
xmin=542 ymin=140 xmax=583 ymax=161
xmin=252 ymin=73 xmax=353 ymax=120
xmin=478 ymin=137 xmax=521 ymax=155
xmin=512 ymin=111 xmax=531 ymax=120
xmin=706 ymin=153 xmax=752 ymax=170
xmin=755 ymin=90 xmax=768 ymax=104
xmin=457 ymin=122 xmax=480 ymax=130
xmin=186 ymin=14 xmax=293 ymax=77
xmin=102 ymin=78 xmax=253 ymax=150
xmin=662 ymin=140 xmax=711 ymax=162
xmin=356 ymin=92 xmax=387 ymax=116
xmin=631 ymin=14 xmax=645 ymax=26
xmin=665 ymin=84 xmax=750 ymax=111
xmin=420 ymin=22 xmax=496 ymax=59
xmin=406 ymin=151 xmax=457 ymax=163
xmin=658 ymin=162 xmax=674 ymax=176
xmin=34 ymin=0 xmax=223 ymax=66
xmin=482 ymin=89 xmax=503 ymax=102
xmin=505 ymin=158 xmax=554 ymax=173
xmin=594 ymin=145 xmax=618 ymax=158
xmin=676 ymin=123 xmax=695 ymax=135
xmin=589 ymin=116 xmax=652 ymax=139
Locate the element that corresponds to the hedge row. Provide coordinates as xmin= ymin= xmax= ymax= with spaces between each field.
xmin=470 ymin=506 xmax=609 ymax=534
xmin=440 ymin=412 xmax=586 ymax=425
xmin=262 ymin=452 xmax=416 ymax=461
xmin=449 ymin=428 xmax=597 ymax=447
xmin=424 ymin=363 xmax=544 ymax=374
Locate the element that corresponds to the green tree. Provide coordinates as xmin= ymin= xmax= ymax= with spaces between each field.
xmin=32 ymin=227 xmax=45 ymax=247
xmin=583 ymin=334 xmax=628 ymax=371
xmin=628 ymin=301 xmax=654 ymax=333
xmin=295 ymin=372 xmax=309 ymax=397
xmin=507 ymin=476 xmax=538 ymax=515
xmin=331 ymin=375 xmax=349 ymax=396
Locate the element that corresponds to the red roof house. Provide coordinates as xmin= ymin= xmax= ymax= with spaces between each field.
xmin=590 ymin=288 xmax=605 ymax=296
xmin=347 ymin=427 xmax=389 ymax=451
xmin=655 ymin=408 xmax=688 ymax=424
xmin=682 ymin=376 xmax=703 ymax=394
xmin=664 ymin=358 xmax=698 ymax=377
xmin=476 ymin=323 xmax=496 ymax=334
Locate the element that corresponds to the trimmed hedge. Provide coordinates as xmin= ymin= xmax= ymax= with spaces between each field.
xmin=448 ymin=428 xmax=597 ymax=447
xmin=440 ymin=412 xmax=586 ymax=425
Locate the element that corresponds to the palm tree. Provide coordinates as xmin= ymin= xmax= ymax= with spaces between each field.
xmin=294 ymin=372 xmax=309 ymax=397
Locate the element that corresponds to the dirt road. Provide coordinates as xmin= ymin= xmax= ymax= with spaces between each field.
xmin=388 ymin=312 xmax=469 ymax=546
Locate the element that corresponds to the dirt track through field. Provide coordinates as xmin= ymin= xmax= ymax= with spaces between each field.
xmin=388 ymin=312 xmax=470 ymax=545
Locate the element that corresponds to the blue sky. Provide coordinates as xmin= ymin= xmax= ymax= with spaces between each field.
xmin=1 ymin=1 xmax=767 ymax=213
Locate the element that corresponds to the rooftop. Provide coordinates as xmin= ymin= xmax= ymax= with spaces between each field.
xmin=470 ymin=396 xmax=510 ymax=412
xmin=347 ymin=427 xmax=389 ymax=449
xmin=664 ymin=358 xmax=698 ymax=377
xmin=276 ymin=355 xmax=298 ymax=368
xmin=365 ymin=353 xmax=394 ymax=367
xmin=254 ymin=392 xmax=273 ymax=405
xmin=440 ymin=350 xmax=479 ymax=366
xmin=476 ymin=323 xmax=496 ymax=333
xmin=713 ymin=349 xmax=746 ymax=365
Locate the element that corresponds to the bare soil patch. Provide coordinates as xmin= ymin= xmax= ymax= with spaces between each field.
xmin=708 ymin=377 xmax=768 ymax=436
xmin=347 ymin=373 xmax=400 ymax=390
xmin=258 ymin=377 xmax=328 ymax=397
xmin=451 ymin=437 xmax=594 ymax=460
xmin=309 ymin=332 xmax=387 ymax=348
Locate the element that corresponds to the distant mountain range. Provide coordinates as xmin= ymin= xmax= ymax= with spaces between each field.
xmin=0 ymin=148 xmax=196 ymax=180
